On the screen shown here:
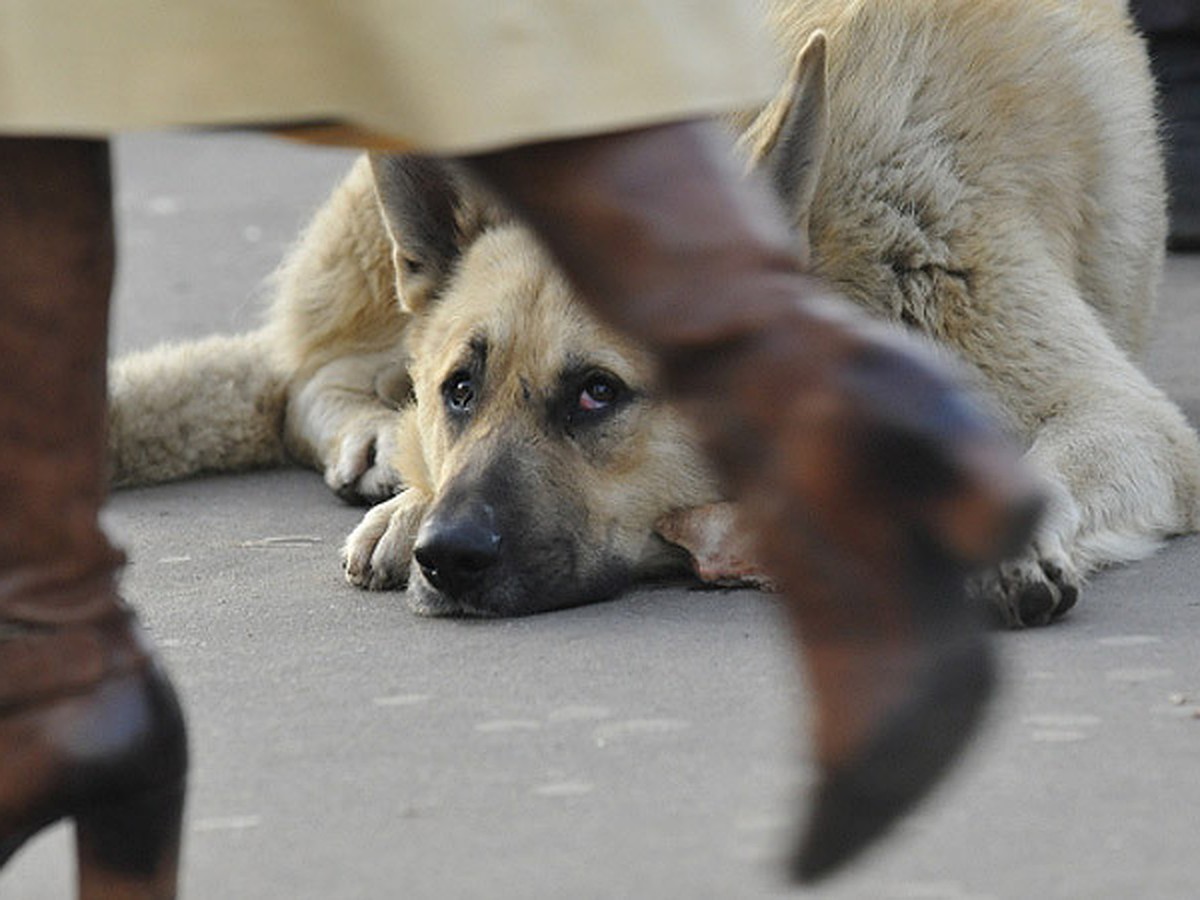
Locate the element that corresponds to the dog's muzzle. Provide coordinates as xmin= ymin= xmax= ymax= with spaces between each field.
xmin=412 ymin=503 xmax=502 ymax=601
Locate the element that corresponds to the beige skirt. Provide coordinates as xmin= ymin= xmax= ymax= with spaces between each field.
xmin=0 ymin=1 xmax=780 ymax=152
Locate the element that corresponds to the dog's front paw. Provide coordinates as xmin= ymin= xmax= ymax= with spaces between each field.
xmin=970 ymin=548 xmax=1080 ymax=628
xmin=342 ymin=491 xmax=429 ymax=591
xmin=325 ymin=419 xmax=406 ymax=506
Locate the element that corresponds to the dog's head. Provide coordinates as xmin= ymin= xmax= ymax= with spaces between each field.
xmin=368 ymin=156 xmax=718 ymax=616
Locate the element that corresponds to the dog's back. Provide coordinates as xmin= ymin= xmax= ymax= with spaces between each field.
xmin=771 ymin=0 xmax=1164 ymax=355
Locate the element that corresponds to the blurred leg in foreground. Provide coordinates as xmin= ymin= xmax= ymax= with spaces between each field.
xmin=0 ymin=138 xmax=187 ymax=899
xmin=465 ymin=121 xmax=1042 ymax=879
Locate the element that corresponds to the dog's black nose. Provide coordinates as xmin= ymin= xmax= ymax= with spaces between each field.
xmin=413 ymin=514 xmax=501 ymax=597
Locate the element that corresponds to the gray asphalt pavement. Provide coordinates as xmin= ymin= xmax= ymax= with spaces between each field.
xmin=2 ymin=133 xmax=1199 ymax=899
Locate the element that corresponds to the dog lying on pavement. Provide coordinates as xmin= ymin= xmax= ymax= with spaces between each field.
xmin=110 ymin=0 xmax=1200 ymax=626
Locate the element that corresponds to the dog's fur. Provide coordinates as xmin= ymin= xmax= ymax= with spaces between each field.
xmin=110 ymin=0 xmax=1200 ymax=625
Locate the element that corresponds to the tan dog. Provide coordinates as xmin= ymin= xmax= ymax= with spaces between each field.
xmin=110 ymin=0 xmax=1200 ymax=625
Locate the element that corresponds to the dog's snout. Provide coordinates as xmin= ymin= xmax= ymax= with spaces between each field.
xmin=413 ymin=512 xmax=501 ymax=597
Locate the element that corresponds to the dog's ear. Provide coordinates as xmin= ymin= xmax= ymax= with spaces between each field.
xmin=741 ymin=31 xmax=830 ymax=243
xmin=369 ymin=154 xmax=466 ymax=313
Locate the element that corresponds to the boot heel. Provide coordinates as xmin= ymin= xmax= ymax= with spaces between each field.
xmin=75 ymin=781 xmax=185 ymax=900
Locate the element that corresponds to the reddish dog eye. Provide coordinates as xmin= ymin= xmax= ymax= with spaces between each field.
xmin=579 ymin=377 xmax=617 ymax=411
xmin=564 ymin=371 xmax=630 ymax=431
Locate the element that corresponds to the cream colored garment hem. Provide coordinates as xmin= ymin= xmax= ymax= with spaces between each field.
xmin=1 ymin=1 xmax=781 ymax=153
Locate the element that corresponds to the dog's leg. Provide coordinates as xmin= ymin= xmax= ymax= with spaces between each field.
xmin=342 ymin=488 xmax=431 ymax=590
xmin=949 ymin=255 xmax=1200 ymax=626
xmin=459 ymin=120 xmax=1042 ymax=881
xmin=284 ymin=349 xmax=411 ymax=504
xmin=971 ymin=392 xmax=1199 ymax=629
xmin=264 ymin=156 xmax=413 ymax=504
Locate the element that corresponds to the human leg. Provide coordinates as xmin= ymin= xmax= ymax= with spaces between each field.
xmin=0 ymin=137 xmax=187 ymax=899
xmin=462 ymin=120 xmax=1042 ymax=879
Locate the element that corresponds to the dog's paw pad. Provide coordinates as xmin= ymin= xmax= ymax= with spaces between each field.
xmin=1016 ymin=580 xmax=1057 ymax=627
xmin=1039 ymin=561 xmax=1078 ymax=619
xmin=971 ymin=553 xmax=1082 ymax=628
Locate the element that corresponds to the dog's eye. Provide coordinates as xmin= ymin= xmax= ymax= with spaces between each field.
xmin=567 ymin=373 xmax=631 ymax=431
xmin=443 ymin=371 xmax=475 ymax=414
xmin=578 ymin=375 xmax=621 ymax=412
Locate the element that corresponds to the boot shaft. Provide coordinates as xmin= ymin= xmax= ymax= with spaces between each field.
xmin=0 ymin=139 xmax=122 ymax=617
xmin=0 ymin=137 xmax=117 ymax=580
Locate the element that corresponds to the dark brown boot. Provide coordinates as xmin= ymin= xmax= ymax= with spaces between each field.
xmin=463 ymin=121 xmax=1042 ymax=880
xmin=0 ymin=138 xmax=187 ymax=898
